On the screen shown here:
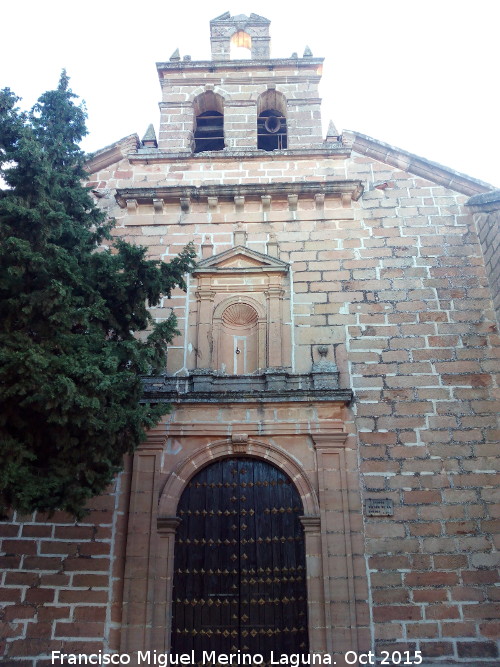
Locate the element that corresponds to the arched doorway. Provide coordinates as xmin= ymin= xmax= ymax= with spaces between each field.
xmin=171 ymin=457 xmax=309 ymax=661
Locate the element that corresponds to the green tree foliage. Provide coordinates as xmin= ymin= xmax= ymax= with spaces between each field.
xmin=0 ymin=73 xmax=196 ymax=518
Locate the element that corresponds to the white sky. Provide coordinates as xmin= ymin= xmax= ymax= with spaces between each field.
xmin=3 ymin=1 xmax=499 ymax=187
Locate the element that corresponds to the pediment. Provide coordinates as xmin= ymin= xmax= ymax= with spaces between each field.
xmin=194 ymin=246 xmax=289 ymax=274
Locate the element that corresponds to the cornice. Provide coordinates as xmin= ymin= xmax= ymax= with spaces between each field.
xmin=115 ymin=180 xmax=363 ymax=208
xmin=159 ymin=76 xmax=323 ymax=87
xmin=142 ymin=370 xmax=352 ymax=405
xmin=466 ymin=189 xmax=500 ymax=213
xmin=128 ymin=145 xmax=350 ymax=162
xmin=157 ymin=516 xmax=181 ymax=533
xmin=143 ymin=388 xmax=353 ymax=404
xmin=299 ymin=516 xmax=321 ymax=530
xmin=156 ymin=57 xmax=324 ymax=74
xmin=210 ymin=11 xmax=270 ymax=25
xmin=344 ymin=130 xmax=494 ymax=197
xmin=84 ymin=134 xmax=140 ymax=174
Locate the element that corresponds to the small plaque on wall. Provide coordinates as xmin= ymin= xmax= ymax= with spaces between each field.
xmin=364 ymin=498 xmax=394 ymax=517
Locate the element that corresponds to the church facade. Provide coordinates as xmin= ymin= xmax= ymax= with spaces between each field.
xmin=1 ymin=13 xmax=500 ymax=667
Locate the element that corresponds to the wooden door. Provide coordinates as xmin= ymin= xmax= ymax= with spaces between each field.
xmin=171 ymin=458 xmax=308 ymax=662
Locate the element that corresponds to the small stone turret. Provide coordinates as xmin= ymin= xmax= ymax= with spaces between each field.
xmin=209 ymin=12 xmax=271 ymax=60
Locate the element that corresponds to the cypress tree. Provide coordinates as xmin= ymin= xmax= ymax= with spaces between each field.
xmin=0 ymin=73 xmax=196 ymax=518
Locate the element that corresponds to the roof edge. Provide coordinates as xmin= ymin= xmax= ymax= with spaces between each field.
xmin=466 ymin=189 xmax=500 ymax=212
xmin=344 ymin=130 xmax=495 ymax=197
xmin=84 ymin=134 xmax=140 ymax=174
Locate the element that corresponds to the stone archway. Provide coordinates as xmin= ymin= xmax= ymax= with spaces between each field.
xmin=159 ymin=438 xmax=319 ymax=518
xmin=158 ymin=439 xmax=322 ymax=660
xmin=120 ymin=429 xmax=364 ymax=666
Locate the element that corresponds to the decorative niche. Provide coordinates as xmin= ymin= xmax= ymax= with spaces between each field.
xmin=192 ymin=246 xmax=291 ymax=373
xmin=217 ymin=299 xmax=261 ymax=374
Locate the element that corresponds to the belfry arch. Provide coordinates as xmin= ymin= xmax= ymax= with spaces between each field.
xmin=257 ymin=89 xmax=288 ymax=151
xmin=230 ymin=30 xmax=252 ymax=59
xmin=193 ymin=91 xmax=225 ymax=153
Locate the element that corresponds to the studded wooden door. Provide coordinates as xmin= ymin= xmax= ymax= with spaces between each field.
xmin=171 ymin=458 xmax=308 ymax=662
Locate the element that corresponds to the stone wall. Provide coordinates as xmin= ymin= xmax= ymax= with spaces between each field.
xmin=92 ymin=147 xmax=500 ymax=661
xmin=1 ymin=143 xmax=499 ymax=664
xmin=0 ymin=471 xmax=129 ymax=665
xmin=156 ymin=62 xmax=325 ymax=152
xmin=346 ymin=155 xmax=500 ymax=662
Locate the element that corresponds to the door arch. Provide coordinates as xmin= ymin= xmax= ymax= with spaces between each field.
xmin=171 ymin=457 xmax=309 ymax=661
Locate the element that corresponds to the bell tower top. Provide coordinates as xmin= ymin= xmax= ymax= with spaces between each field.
xmin=154 ymin=12 xmax=332 ymax=153
xmin=210 ymin=12 xmax=271 ymax=60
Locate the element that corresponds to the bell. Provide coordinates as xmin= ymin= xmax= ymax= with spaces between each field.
xmin=264 ymin=115 xmax=281 ymax=133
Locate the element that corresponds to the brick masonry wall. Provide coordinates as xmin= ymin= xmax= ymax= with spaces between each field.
xmin=3 ymin=145 xmax=499 ymax=663
xmin=87 ymin=149 xmax=500 ymax=661
xmin=0 ymin=465 xmax=130 ymax=666
xmin=346 ymin=156 xmax=500 ymax=662
xmin=91 ymin=148 xmax=499 ymax=661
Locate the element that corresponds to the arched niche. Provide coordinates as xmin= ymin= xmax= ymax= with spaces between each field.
xmin=192 ymin=246 xmax=290 ymax=372
xmin=214 ymin=296 xmax=266 ymax=374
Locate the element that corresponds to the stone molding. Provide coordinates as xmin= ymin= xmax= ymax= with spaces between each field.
xmin=84 ymin=133 xmax=140 ymax=173
xmin=138 ymin=435 xmax=166 ymax=451
xmin=115 ymin=179 xmax=363 ymax=208
xmin=345 ymin=130 xmax=494 ymax=196
xmin=142 ymin=370 xmax=352 ymax=402
xmin=158 ymin=437 xmax=321 ymax=517
xmin=299 ymin=515 xmax=321 ymax=531
xmin=127 ymin=146 xmax=349 ymax=163
xmin=156 ymin=516 xmax=181 ymax=533
xmin=156 ymin=57 xmax=325 ymax=73
xmin=194 ymin=244 xmax=289 ymax=274
xmin=157 ymin=421 xmax=348 ymax=439
xmin=158 ymin=79 xmax=324 ymax=96
xmin=467 ymin=188 xmax=500 ymax=212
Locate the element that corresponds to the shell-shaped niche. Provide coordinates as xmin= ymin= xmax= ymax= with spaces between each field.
xmin=222 ymin=303 xmax=258 ymax=327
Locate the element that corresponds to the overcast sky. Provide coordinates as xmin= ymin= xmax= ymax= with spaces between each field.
xmin=3 ymin=1 xmax=499 ymax=187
